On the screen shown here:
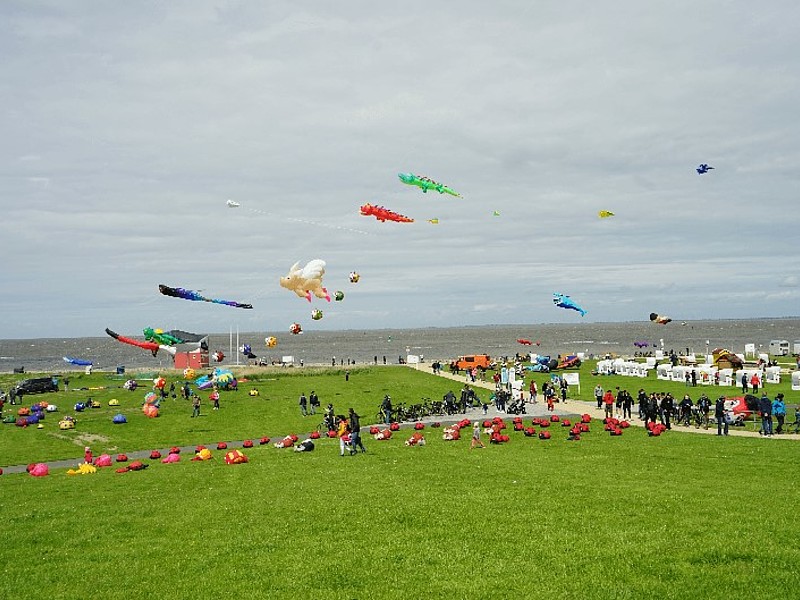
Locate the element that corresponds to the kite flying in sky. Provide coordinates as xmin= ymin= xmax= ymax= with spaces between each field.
xmin=106 ymin=328 xmax=176 ymax=357
xmin=360 ymin=203 xmax=414 ymax=223
xmin=158 ymin=285 xmax=253 ymax=309
xmin=553 ymin=293 xmax=587 ymax=317
xmin=398 ymin=173 xmax=461 ymax=197
xmin=696 ymin=164 xmax=714 ymax=174
xmin=226 ymin=199 xmax=240 ymax=208
xmin=598 ymin=210 xmax=615 ymax=218
xmin=280 ymin=259 xmax=330 ymax=302
xmin=649 ymin=312 xmax=673 ymax=325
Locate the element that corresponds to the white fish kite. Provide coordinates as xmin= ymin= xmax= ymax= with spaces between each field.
xmin=280 ymin=259 xmax=330 ymax=302
xmin=226 ymin=199 xmax=240 ymax=208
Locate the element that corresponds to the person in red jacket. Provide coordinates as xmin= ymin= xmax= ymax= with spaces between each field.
xmin=602 ymin=390 xmax=615 ymax=419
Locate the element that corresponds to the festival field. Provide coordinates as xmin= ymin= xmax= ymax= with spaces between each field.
xmin=1 ymin=365 xmax=798 ymax=599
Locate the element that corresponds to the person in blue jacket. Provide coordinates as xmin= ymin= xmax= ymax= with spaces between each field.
xmin=772 ymin=393 xmax=786 ymax=434
xmin=758 ymin=393 xmax=773 ymax=437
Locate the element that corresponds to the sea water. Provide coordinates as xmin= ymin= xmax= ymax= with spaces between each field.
xmin=1 ymin=319 xmax=798 ymax=373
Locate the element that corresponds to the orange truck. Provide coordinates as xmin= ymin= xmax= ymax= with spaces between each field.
xmin=454 ymin=354 xmax=493 ymax=371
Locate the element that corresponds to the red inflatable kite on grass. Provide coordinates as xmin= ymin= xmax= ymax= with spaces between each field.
xmin=360 ymin=203 xmax=414 ymax=223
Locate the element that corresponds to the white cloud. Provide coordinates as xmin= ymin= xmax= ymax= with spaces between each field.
xmin=1 ymin=1 xmax=799 ymax=337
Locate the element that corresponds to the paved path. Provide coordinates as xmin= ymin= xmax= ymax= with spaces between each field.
xmin=406 ymin=363 xmax=799 ymax=440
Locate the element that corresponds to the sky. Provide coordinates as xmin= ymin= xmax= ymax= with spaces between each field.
xmin=2 ymin=1 xmax=799 ymax=339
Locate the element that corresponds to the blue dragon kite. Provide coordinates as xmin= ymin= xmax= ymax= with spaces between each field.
xmin=553 ymin=293 xmax=586 ymax=317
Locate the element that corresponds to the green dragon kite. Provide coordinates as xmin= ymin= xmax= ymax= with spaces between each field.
xmin=398 ymin=173 xmax=461 ymax=197
xmin=143 ymin=327 xmax=185 ymax=346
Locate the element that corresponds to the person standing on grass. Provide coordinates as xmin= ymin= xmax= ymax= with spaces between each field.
xmin=741 ymin=373 xmax=748 ymax=394
xmin=594 ymin=384 xmax=603 ymax=409
xmin=622 ymin=390 xmax=633 ymax=420
xmin=715 ymin=396 xmax=728 ymax=436
xmin=750 ymin=372 xmax=761 ymax=395
xmin=660 ymin=393 xmax=674 ymax=430
xmin=191 ymin=394 xmax=201 ymax=418
xmin=646 ymin=393 xmax=659 ymax=427
xmin=759 ymin=393 xmax=773 ymax=437
xmin=299 ymin=392 xmax=308 ymax=417
xmin=381 ymin=395 xmax=393 ymax=425
xmin=602 ymin=389 xmax=614 ymax=419
xmin=471 ymin=421 xmax=486 ymax=449
xmin=337 ymin=415 xmax=350 ymax=456
xmin=773 ymin=393 xmax=786 ymax=434
xmin=529 ymin=380 xmax=538 ymax=404
xmin=309 ymin=391 xmax=320 ymax=415
xmin=348 ymin=408 xmax=366 ymax=454
xmin=637 ymin=389 xmax=647 ymax=420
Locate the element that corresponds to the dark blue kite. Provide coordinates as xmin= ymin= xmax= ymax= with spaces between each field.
xmin=696 ymin=164 xmax=714 ymax=174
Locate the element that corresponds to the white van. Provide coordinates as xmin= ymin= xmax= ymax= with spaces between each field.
xmin=768 ymin=340 xmax=789 ymax=356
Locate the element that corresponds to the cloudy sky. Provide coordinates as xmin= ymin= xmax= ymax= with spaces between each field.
xmin=2 ymin=1 xmax=798 ymax=339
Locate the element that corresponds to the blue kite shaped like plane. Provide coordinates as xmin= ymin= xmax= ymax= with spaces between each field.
xmin=553 ymin=293 xmax=586 ymax=317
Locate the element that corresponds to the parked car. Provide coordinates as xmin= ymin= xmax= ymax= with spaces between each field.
xmin=13 ymin=377 xmax=59 ymax=395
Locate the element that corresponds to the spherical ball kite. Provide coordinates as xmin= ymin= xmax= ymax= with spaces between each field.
xmin=153 ymin=377 xmax=166 ymax=389
xmin=183 ymin=368 xmax=196 ymax=379
xmin=349 ymin=271 xmax=360 ymax=283
xmin=334 ymin=291 xmax=344 ymax=301
xmin=289 ymin=323 xmax=302 ymax=335
xmin=212 ymin=350 xmax=225 ymax=363
xmin=265 ymin=336 xmax=278 ymax=348
xmin=311 ymin=309 xmax=323 ymax=321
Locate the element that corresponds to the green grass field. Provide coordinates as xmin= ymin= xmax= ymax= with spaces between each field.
xmin=1 ymin=365 xmax=798 ymax=599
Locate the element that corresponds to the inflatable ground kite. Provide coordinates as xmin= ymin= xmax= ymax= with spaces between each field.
xmin=224 ymin=449 xmax=248 ymax=464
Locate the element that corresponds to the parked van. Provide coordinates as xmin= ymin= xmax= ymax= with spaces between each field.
xmin=769 ymin=340 xmax=790 ymax=356
xmin=454 ymin=354 xmax=493 ymax=371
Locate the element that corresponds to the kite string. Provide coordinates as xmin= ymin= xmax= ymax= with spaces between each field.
xmin=243 ymin=207 xmax=371 ymax=235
